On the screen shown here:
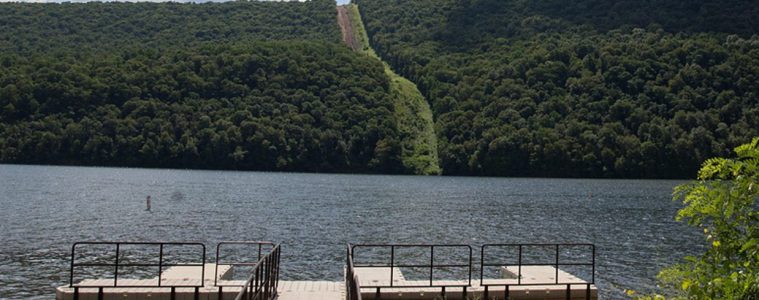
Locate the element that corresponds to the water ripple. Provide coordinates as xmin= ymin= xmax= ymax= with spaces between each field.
xmin=0 ymin=165 xmax=702 ymax=299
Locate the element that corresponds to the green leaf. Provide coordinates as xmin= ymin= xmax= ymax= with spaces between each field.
xmin=681 ymin=279 xmax=691 ymax=290
xmin=740 ymin=239 xmax=756 ymax=252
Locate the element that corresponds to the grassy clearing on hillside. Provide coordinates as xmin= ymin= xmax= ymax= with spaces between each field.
xmin=346 ymin=4 xmax=441 ymax=175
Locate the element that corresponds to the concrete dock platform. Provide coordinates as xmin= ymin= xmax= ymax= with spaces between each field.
xmin=58 ymin=264 xmax=595 ymax=300
xmin=352 ymin=266 xmax=597 ymax=300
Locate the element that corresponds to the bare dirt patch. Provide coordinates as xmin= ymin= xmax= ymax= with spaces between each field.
xmin=337 ymin=5 xmax=360 ymax=51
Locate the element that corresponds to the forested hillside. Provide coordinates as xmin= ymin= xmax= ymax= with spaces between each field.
xmin=355 ymin=0 xmax=759 ymax=178
xmin=0 ymin=0 xmax=340 ymax=53
xmin=0 ymin=0 xmax=408 ymax=173
xmin=0 ymin=42 xmax=404 ymax=172
xmin=3 ymin=0 xmax=758 ymax=177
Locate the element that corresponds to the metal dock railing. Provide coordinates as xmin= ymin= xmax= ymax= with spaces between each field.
xmin=347 ymin=243 xmax=597 ymax=300
xmin=64 ymin=241 xmax=280 ymax=300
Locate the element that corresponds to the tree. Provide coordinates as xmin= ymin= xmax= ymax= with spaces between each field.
xmin=634 ymin=137 xmax=759 ymax=299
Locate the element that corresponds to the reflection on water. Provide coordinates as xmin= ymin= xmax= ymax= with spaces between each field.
xmin=0 ymin=164 xmax=702 ymax=299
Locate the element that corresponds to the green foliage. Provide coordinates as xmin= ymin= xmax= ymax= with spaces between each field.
xmin=0 ymin=0 xmax=341 ymax=55
xmin=355 ymin=0 xmax=759 ymax=178
xmin=645 ymin=138 xmax=759 ymax=299
xmin=4 ymin=0 xmax=759 ymax=177
xmin=0 ymin=1 xmax=417 ymax=173
xmin=0 ymin=42 xmax=407 ymax=173
xmin=346 ymin=4 xmax=440 ymax=175
xmin=388 ymin=73 xmax=441 ymax=175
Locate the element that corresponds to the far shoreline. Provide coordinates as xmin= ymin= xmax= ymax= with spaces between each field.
xmin=0 ymin=162 xmax=693 ymax=181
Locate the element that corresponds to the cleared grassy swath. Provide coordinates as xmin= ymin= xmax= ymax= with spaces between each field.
xmin=346 ymin=4 xmax=441 ymax=175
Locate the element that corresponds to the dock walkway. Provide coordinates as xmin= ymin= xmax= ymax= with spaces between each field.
xmin=277 ymin=281 xmax=345 ymax=300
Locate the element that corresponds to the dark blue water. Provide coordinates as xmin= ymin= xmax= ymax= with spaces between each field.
xmin=0 ymin=164 xmax=702 ymax=299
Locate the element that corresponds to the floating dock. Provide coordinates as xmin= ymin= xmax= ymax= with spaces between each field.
xmin=352 ymin=267 xmax=596 ymax=300
xmin=57 ymin=242 xmax=597 ymax=300
xmin=57 ymin=265 xmax=595 ymax=300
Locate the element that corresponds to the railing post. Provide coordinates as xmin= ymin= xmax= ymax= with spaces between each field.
xmin=201 ymin=244 xmax=206 ymax=288
xmin=555 ymin=244 xmax=560 ymax=284
xmin=70 ymin=244 xmax=76 ymax=288
xmin=255 ymin=261 xmax=261 ymax=295
xmin=274 ymin=251 xmax=279 ymax=298
xmin=468 ymin=246 xmax=473 ymax=286
xmin=389 ymin=246 xmax=394 ymax=287
xmin=264 ymin=260 xmax=268 ymax=298
xmin=591 ymin=245 xmax=596 ymax=283
xmin=429 ymin=245 xmax=434 ymax=287
xmin=273 ymin=254 xmax=277 ymax=298
xmin=275 ymin=247 xmax=280 ymax=294
xmin=114 ymin=244 xmax=120 ymax=287
xmin=158 ymin=244 xmax=164 ymax=287
xmin=480 ymin=246 xmax=485 ymax=287
xmin=266 ymin=257 xmax=270 ymax=299
xmin=517 ymin=245 xmax=522 ymax=285
xmin=266 ymin=257 xmax=271 ymax=299
xmin=262 ymin=259 xmax=267 ymax=300
xmin=254 ymin=274 xmax=258 ymax=300
xmin=346 ymin=244 xmax=357 ymax=300
xmin=215 ymin=243 xmax=221 ymax=287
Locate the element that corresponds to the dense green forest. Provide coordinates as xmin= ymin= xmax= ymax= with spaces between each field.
xmin=355 ymin=0 xmax=759 ymax=178
xmin=2 ymin=0 xmax=758 ymax=177
xmin=0 ymin=42 xmax=404 ymax=172
xmin=0 ymin=0 xmax=340 ymax=54
xmin=0 ymin=1 xmax=409 ymax=173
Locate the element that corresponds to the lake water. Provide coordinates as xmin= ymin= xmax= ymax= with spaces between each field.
xmin=0 ymin=164 xmax=702 ymax=299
